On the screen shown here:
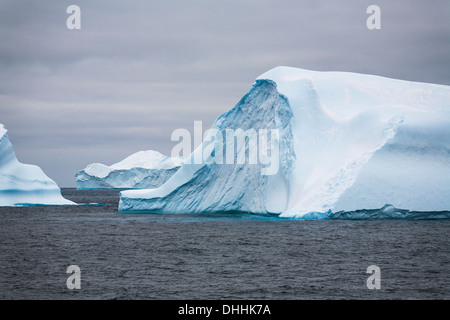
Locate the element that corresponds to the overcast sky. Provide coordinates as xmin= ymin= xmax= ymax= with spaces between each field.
xmin=1 ymin=0 xmax=449 ymax=187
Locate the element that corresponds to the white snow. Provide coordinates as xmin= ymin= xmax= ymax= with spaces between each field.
xmin=83 ymin=163 xmax=112 ymax=179
xmin=0 ymin=125 xmax=6 ymax=138
xmin=119 ymin=67 xmax=450 ymax=217
xmin=111 ymin=150 xmax=183 ymax=170
xmin=0 ymin=124 xmax=75 ymax=206
xmin=76 ymin=150 xmax=183 ymax=189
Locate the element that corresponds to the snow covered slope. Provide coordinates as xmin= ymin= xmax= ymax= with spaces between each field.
xmin=119 ymin=67 xmax=450 ymax=217
xmin=0 ymin=124 xmax=75 ymax=206
xmin=76 ymin=150 xmax=183 ymax=189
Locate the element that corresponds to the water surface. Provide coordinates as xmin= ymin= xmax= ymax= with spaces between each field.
xmin=0 ymin=189 xmax=448 ymax=299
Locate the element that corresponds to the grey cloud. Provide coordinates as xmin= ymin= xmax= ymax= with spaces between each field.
xmin=0 ymin=0 xmax=449 ymax=186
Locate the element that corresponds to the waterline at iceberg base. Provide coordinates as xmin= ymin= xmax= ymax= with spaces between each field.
xmin=119 ymin=67 xmax=450 ymax=219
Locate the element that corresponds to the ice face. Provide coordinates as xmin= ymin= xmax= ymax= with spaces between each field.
xmin=120 ymin=79 xmax=295 ymax=213
xmin=119 ymin=67 xmax=450 ymax=217
xmin=0 ymin=124 xmax=75 ymax=206
xmin=76 ymin=150 xmax=183 ymax=189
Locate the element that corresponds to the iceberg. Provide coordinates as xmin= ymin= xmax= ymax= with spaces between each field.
xmin=119 ymin=67 xmax=450 ymax=218
xmin=0 ymin=124 xmax=75 ymax=206
xmin=76 ymin=150 xmax=183 ymax=189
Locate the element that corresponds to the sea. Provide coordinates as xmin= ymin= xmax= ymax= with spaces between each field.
xmin=0 ymin=189 xmax=448 ymax=300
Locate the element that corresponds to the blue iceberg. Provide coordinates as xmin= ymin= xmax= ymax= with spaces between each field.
xmin=119 ymin=67 xmax=450 ymax=219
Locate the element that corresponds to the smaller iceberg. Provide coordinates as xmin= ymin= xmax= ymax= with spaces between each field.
xmin=76 ymin=150 xmax=183 ymax=189
xmin=0 ymin=124 xmax=75 ymax=206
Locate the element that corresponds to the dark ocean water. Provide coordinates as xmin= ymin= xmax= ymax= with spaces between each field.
xmin=0 ymin=189 xmax=448 ymax=300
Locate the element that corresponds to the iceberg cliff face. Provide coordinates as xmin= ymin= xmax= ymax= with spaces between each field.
xmin=120 ymin=79 xmax=295 ymax=213
xmin=76 ymin=150 xmax=182 ymax=189
xmin=119 ymin=67 xmax=450 ymax=217
xmin=0 ymin=124 xmax=75 ymax=206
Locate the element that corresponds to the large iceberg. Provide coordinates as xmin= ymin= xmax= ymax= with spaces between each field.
xmin=76 ymin=150 xmax=183 ymax=189
xmin=119 ymin=67 xmax=450 ymax=218
xmin=0 ymin=124 xmax=75 ymax=206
